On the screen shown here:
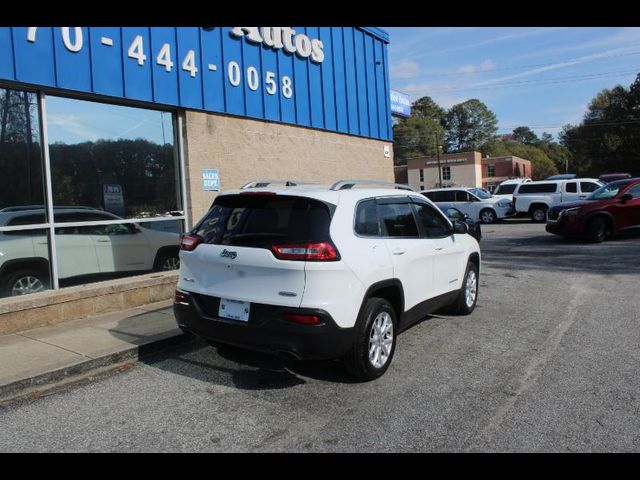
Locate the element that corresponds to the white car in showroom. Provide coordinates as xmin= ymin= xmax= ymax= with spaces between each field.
xmin=0 ymin=207 xmax=181 ymax=297
xmin=420 ymin=187 xmax=515 ymax=223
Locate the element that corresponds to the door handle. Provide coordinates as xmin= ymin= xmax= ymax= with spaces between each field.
xmin=392 ymin=248 xmax=405 ymax=255
xmin=435 ymin=247 xmax=444 ymax=251
xmin=96 ymin=239 xmax=110 ymax=243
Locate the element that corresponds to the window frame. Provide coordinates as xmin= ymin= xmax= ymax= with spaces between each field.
xmin=0 ymin=88 xmax=188 ymax=295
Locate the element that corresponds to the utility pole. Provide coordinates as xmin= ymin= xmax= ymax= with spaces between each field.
xmin=435 ymin=129 xmax=442 ymax=188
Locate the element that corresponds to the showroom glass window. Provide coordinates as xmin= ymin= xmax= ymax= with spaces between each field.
xmin=0 ymin=87 xmax=52 ymax=297
xmin=46 ymin=96 xmax=183 ymax=288
xmin=46 ymin=96 xmax=181 ymax=222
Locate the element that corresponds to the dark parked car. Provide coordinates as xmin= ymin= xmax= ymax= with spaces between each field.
xmin=598 ymin=173 xmax=632 ymax=183
xmin=546 ymin=178 xmax=640 ymax=242
xmin=442 ymin=207 xmax=482 ymax=242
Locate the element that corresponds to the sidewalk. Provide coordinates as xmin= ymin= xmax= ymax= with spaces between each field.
xmin=0 ymin=299 xmax=190 ymax=406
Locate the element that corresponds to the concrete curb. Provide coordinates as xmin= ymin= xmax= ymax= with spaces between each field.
xmin=0 ymin=332 xmax=195 ymax=407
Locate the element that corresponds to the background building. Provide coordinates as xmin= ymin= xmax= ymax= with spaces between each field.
xmin=403 ymin=151 xmax=531 ymax=192
xmin=0 ymin=26 xmax=393 ymax=331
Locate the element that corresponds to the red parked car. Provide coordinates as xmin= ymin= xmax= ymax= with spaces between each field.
xmin=546 ymin=178 xmax=640 ymax=242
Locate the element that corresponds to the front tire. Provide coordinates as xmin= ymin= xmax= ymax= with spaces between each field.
xmin=449 ymin=261 xmax=479 ymax=315
xmin=480 ymin=208 xmax=497 ymax=224
xmin=344 ymin=298 xmax=397 ymax=381
xmin=585 ymin=216 xmax=607 ymax=243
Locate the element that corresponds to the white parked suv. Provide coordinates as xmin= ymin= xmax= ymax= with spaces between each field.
xmin=173 ymin=179 xmax=481 ymax=380
xmin=512 ymin=178 xmax=603 ymax=222
xmin=0 ymin=207 xmax=181 ymax=297
xmin=420 ymin=187 xmax=515 ymax=224
xmin=492 ymin=178 xmax=531 ymax=199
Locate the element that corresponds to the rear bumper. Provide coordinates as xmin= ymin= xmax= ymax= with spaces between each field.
xmin=173 ymin=290 xmax=354 ymax=360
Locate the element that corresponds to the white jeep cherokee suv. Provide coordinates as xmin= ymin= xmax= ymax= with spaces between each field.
xmin=173 ymin=180 xmax=481 ymax=380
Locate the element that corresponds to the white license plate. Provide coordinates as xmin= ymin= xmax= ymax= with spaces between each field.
xmin=218 ymin=298 xmax=250 ymax=322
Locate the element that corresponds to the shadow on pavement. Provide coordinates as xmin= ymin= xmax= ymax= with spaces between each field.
xmin=140 ymin=336 xmax=361 ymax=391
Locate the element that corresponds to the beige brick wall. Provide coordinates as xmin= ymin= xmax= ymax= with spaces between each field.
xmin=182 ymin=111 xmax=394 ymax=225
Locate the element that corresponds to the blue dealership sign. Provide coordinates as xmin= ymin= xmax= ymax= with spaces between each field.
xmin=202 ymin=169 xmax=220 ymax=191
xmin=390 ymin=90 xmax=411 ymax=117
xmin=0 ymin=26 xmax=392 ymax=141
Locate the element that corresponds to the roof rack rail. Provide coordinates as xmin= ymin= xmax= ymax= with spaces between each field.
xmin=240 ymin=180 xmax=315 ymax=189
xmin=329 ymin=179 xmax=414 ymax=191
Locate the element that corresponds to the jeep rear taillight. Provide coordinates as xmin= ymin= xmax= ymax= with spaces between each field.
xmin=271 ymin=242 xmax=340 ymax=261
xmin=180 ymin=234 xmax=202 ymax=251
xmin=174 ymin=290 xmax=190 ymax=305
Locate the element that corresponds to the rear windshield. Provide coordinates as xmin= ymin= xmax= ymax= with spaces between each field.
xmin=494 ymin=184 xmax=516 ymax=195
xmin=192 ymin=194 xmax=334 ymax=248
xmin=517 ymin=183 xmax=558 ymax=194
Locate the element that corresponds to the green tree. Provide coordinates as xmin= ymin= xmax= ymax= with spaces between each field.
xmin=512 ymin=126 xmax=538 ymax=145
xmin=392 ymin=116 xmax=444 ymax=166
xmin=444 ymin=99 xmax=498 ymax=152
xmin=410 ymin=96 xmax=446 ymax=123
xmin=561 ymin=76 xmax=640 ymax=176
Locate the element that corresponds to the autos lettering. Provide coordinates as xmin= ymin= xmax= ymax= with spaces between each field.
xmin=230 ymin=27 xmax=325 ymax=63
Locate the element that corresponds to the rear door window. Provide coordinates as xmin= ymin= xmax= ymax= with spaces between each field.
xmin=193 ymin=194 xmax=334 ymax=249
xmin=377 ymin=200 xmax=419 ymax=237
xmin=565 ymin=182 xmax=577 ymax=193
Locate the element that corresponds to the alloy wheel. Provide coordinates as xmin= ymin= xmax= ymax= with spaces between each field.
xmin=11 ymin=276 xmax=45 ymax=296
xmin=465 ymin=269 xmax=477 ymax=308
xmin=368 ymin=312 xmax=394 ymax=369
xmin=162 ymin=257 xmax=180 ymax=270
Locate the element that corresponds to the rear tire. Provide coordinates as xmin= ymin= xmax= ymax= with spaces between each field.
xmin=449 ymin=261 xmax=479 ymax=315
xmin=344 ymin=298 xmax=397 ymax=381
xmin=585 ymin=216 xmax=607 ymax=243
xmin=530 ymin=205 xmax=548 ymax=223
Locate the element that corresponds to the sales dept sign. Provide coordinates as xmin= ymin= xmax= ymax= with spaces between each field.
xmin=202 ymin=169 xmax=220 ymax=191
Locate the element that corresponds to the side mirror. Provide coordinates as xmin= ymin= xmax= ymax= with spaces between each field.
xmin=620 ymin=193 xmax=632 ymax=204
xmin=453 ymin=220 xmax=468 ymax=234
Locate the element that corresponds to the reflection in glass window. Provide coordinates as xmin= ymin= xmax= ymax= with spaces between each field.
xmin=0 ymin=227 xmax=51 ymax=298
xmin=55 ymin=219 xmax=183 ymax=288
xmin=0 ymin=88 xmax=46 ymax=217
xmin=46 ymin=96 xmax=180 ymax=222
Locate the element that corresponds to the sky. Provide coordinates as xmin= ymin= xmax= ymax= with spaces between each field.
xmin=386 ymin=27 xmax=640 ymax=140
xmin=46 ymin=96 xmax=173 ymax=146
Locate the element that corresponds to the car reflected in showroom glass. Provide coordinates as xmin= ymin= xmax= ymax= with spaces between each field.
xmin=0 ymin=88 xmax=185 ymax=297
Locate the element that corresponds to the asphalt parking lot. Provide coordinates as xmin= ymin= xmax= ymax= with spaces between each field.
xmin=1 ymin=219 xmax=639 ymax=452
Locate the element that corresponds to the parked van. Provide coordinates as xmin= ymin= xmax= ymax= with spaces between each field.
xmin=512 ymin=178 xmax=603 ymax=222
